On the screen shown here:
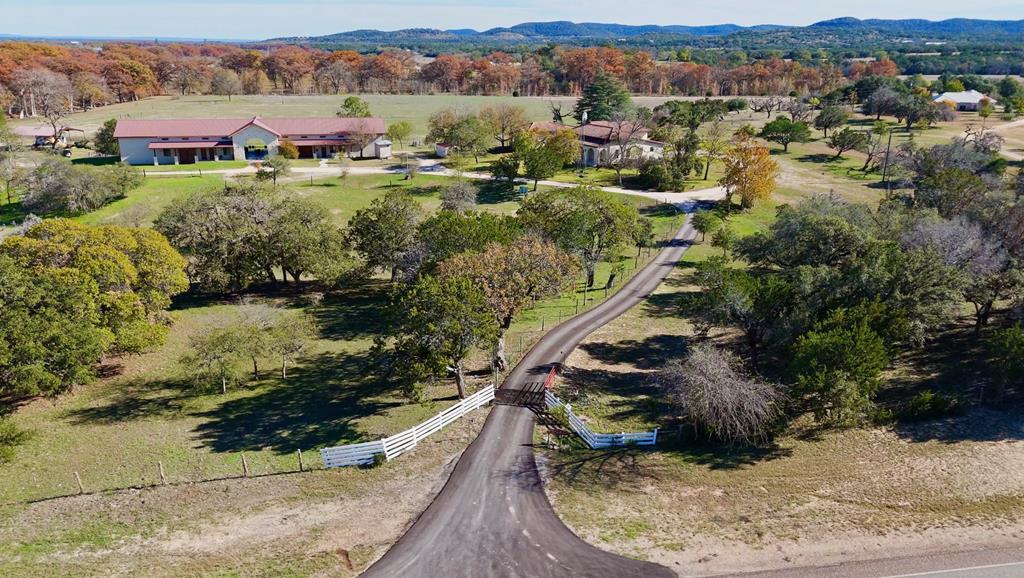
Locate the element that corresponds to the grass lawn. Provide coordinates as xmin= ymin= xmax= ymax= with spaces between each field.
xmin=0 ymin=284 xmax=477 ymax=505
xmin=143 ymin=160 xmax=249 ymax=173
xmin=78 ymin=175 xmax=225 ymax=227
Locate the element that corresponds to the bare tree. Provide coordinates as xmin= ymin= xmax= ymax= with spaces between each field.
xmin=750 ymin=96 xmax=785 ymax=119
xmin=345 ymin=118 xmax=378 ymax=159
xmin=902 ymin=217 xmax=1018 ymax=332
xmin=209 ymin=68 xmax=242 ymax=101
xmin=440 ymin=181 xmax=478 ymax=213
xmin=12 ymin=69 xmax=73 ymax=148
xmin=316 ymin=61 xmax=354 ymax=94
xmin=655 ymin=343 xmax=784 ymax=445
xmin=784 ymin=99 xmax=814 ymax=123
xmin=858 ymin=125 xmax=890 ymax=172
xmin=479 ymin=103 xmax=530 ymax=149
xmin=606 ymin=109 xmax=652 ymax=186
xmin=549 ymin=101 xmax=567 ymax=124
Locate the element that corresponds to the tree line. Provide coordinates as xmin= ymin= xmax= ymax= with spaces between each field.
xmin=666 ymin=130 xmax=1024 ymax=444
xmin=0 ymin=39 xmax=916 ymax=119
xmin=148 ymin=173 xmax=654 ymax=399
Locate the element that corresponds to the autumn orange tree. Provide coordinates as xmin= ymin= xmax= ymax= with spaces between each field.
xmin=719 ymin=134 xmax=778 ymax=210
xmin=439 ymin=236 xmax=578 ymax=371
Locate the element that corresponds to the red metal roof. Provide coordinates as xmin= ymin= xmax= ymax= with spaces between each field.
xmin=115 ymin=117 xmax=385 ymax=139
xmin=529 ymin=121 xmax=650 ymax=145
xmin=290 ymin=139 xmax=351 ymax=147
xmin=147 ymin=141 xmax=233 ymax=149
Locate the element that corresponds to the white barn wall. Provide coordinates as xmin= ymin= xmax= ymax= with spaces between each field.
xmin=232 ymin=125 xmax=279 ymax=160
xmin=119 ymin=137 xmax=162 ymax=165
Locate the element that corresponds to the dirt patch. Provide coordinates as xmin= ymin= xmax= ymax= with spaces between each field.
xmin=543 ymin=413 xmax=1024 ymax=576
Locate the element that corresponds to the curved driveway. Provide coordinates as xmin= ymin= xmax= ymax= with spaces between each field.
xmin=362 ymin=216 xmax=698 ymax=578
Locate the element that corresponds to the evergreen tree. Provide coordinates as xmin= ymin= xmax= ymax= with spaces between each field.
xmin=573 ymin=72 xmax=631 ymax=122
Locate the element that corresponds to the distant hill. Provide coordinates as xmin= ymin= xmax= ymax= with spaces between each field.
xmin=267 ymin=17 xmax=1024 ymax=46
xmin=268 ymin=20 xmax=786 ymax=45
xmin=811 ymin=17 xmax=1024 ymax=36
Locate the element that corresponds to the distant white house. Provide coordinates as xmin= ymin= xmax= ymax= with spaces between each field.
xmin=530 ymin=121 xmax=665 ymax=167
xmin=933 ymin=90 xmax=991 ymax=112
xmin=114 ymin=116 xmax=391 ymax=166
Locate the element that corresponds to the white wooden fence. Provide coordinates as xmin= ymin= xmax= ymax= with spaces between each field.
xmin=321 ymin=386 xmax=495 ymax=468
xmin=545 ymin=390 xmax=658 ymax=449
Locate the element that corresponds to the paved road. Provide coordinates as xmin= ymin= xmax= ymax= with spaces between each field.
xmin=362 ymin=213 xmax=700 ymax=578
xmin=733 ymin=544 xmax=1024 ymax=578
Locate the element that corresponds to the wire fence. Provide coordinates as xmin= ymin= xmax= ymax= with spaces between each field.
xmin=503 ymin=205 xmax=683 ymax=369
xmin=3 ymin=448 xmax=328 ymax=506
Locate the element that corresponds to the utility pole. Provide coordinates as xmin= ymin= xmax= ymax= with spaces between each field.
xmin=881 ymin=127 xmax=894 ymax=199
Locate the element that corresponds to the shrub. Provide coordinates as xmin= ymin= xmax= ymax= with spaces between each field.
xmin=987 ymin=325 xmax=1024 ymax=398
xmin=656 ymin=343 xmax=784 ymax=445
xmin=790 ymin=317 xmax=889 ymax=426
xmin=897 ymin=390 xmax=961 ymax=422
xmin=0 ymin=419 xmax=31 ymax=464
xmin=726 ymin=98 xmax=749 ymax=112
xmin=441 ymin=181 xmax=478 ymax=213
xmin=278 ymin=138 xmax=299 ymax=159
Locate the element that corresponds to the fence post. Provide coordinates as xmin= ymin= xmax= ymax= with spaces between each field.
xmin=241 ymin=453 xmax=250 ymax=477
xmin=158 ymin=461 xmax=167 ymax=485
xmin=74 ymin=471 xmax=85 ymax=494
xmin=541 ymin=316 xmax=545 ymax=332
xmin=297 ymin=449 xmax=304 ymax=472
xmin=652 ymin=428 xmax=659 ymax=445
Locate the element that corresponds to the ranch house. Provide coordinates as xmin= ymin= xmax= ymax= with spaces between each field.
xmin=932 ymin=90 xmax=991 ymax=112
xmin=530 ymin=121 xmax=665 ymax=167
xmin=114 ymin=116 xmax=391 ymax=166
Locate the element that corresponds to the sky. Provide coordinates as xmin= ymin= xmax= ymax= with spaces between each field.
xmin=1 ymin=0 xmax=1023 ymax=40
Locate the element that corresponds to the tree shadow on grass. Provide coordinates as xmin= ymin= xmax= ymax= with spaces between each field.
xmin=639 ymin=203 xmax=681 ymax=220
xmin=891 ymin=407 xmax=1024 ymax=444
xmin=65 ymin=377 xmax=195 ymax=425
xmin=402 ymin=184 xmax=445 ymax=198
xmin=797 ymin=153 xmax=841 ymax=164
xmin=475 ymin=180 xmax=521 ymax=206
xmin=579 ymin=335 xmax=684 ymax=370
xmin=311 ymin=282 xmax=390 ymax=341
xmin=544 ymin=446 xmax=659 ymax=489
xmin=663 ymin=435 xmax=793 ymax=470
xmin=192 ymin=350 xmax=401 ymax=454
xmin=642 ymin=288 xmax=689 ymax=319
xmin=559 ymin=366 xmax=673 ymax=430
xmin=880 ymin=325 xmax=992 ymax=406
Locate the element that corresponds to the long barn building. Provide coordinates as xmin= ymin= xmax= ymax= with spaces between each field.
xmin=114 ymin=116 xmax=391 ymax=165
